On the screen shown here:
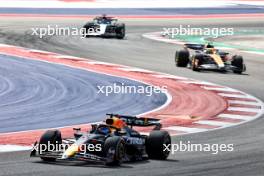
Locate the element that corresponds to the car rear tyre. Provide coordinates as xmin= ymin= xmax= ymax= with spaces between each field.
xmin=39 ymin=130 xmax=62 ymax=162
xmin=146 ymin=131 xmax=171 ymax=160
xmin=104 ymin=136 xmax=125 ymax=166
xmin=175 ymin=49 xmax=190 ymax=67
xmin=83 ymin=23 xmax=94 ymax=38
xmin=231 ymin=55 xmax=245 ymax=74
xmin=116 ymin=24 xmax=125 ymax=39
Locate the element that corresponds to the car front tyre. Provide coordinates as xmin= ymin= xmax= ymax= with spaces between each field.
xmin=175 ymin=49 xmax=190 ymax=67
xmin=39 ymin=130 xmax=62 ymax=162
xmin=104 ymin=136 xmax=125 ymax=166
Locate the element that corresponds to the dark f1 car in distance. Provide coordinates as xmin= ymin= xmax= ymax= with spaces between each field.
xmin=175 ymin=43 xmax=246 ymax=74
xmin=30 ymin=114 xmax=171 ymax=166
xmin=83 ymin=14 xmax=125 ymax=39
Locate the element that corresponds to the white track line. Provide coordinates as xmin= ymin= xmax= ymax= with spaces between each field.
xmin=217 ymin=114 xmax=254 ymax=120
xmin=0 ymin=145 xmax=31 ymax=152
xmin=218 ymin=93 xmax=249 ymax=98
xmin=228 ymin=100 xmax=259 ymax=106
xmin=117 ymin=67 xmax=153 ymax=73
xmin=85 ymin=61 xmax=120 ymax=66
xmin=1 ymin=0 xmax=247 ymax=8
xmin=0 ymin=44 xmax=14 ymax=47
xmin=202 ymin=86 xmax=238 ymax=92
xmin=53 ymin=55 xmax=83 ymax=60
xmin=152 ymin=74 xmax=188 ymax=80
xmin=28 ymin=49 xmax=52 ymax=54
xmin=227 ymin=107 xmax=261 ymax=112
xmin=164 ymin=126 xmax=207 ymax=133
xmin=194 ymin=120 xmax=234 ymax=127
xmin=180 ymin=80 xmax=216 ymax=86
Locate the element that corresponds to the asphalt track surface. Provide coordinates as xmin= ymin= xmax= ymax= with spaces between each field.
xmin=0 ymin=17 xmax=264 ymax=175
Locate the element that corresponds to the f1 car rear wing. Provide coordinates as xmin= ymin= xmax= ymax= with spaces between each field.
xmin=106 ymin=113 xmax=162 ymax=130
xmin=94 ymin=15 xmax=117 ymax=21
xmin=185 ymin=43 xmax=229 ymax=56
xmin=185 ymin=43 xmax=214 ymax=50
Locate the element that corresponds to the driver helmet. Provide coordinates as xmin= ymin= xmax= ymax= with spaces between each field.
xmin=205 ymin=42 xmax=214 ymax=48
xmin=107 ymin=116 xmax=127 ymax=129
xmin=102 ymin=14 xmax=108 ymax=20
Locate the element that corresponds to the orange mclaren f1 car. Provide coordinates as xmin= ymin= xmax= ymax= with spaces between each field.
xmin=175 ymin=43 xmax=246 ymax=74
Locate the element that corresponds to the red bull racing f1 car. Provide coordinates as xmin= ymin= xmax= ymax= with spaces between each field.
xmin=30 ymin=114 xmax=171 ymax=166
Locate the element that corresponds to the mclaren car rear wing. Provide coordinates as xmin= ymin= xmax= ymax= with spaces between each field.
xmin=184 ymin=43 xmax=229 ymax=56
xmin=184 ymin=43 xmax=215 ymax=50
xmin=184 ymin=43 xmax=205 ymax=50
xmin=106 ymin=113 xmax=162 ymax=130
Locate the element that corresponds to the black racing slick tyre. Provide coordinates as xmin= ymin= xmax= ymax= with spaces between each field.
xmin=146 ymin=131 xmax=171 ymax=160
xmin=116 ymin=23 xmax=125 ymax=39
xmin=104 ymin=136 xmax=125 ymax=166
xmin=83 ymin=23 xmax=94 ymax=38
xmin=175 ymin=49 xmax=190 ymax=67
xmin=39 ymin=130 xmax=62 ymax=162
xmin=231 ymin=55 xmax=245 ymax=74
